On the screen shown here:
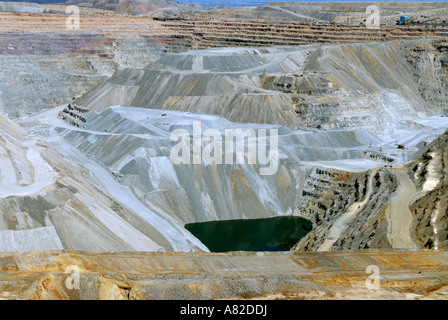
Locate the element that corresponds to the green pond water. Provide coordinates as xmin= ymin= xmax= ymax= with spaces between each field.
xmin=185 ymin=216 xmax=312 ymax=252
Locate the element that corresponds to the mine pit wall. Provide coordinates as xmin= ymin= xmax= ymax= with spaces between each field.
xmin=59 ymin=39 xmax=448 ymax=132
xmin=56 ymin=106 xmax=396 ymax=232
xmin=0 ymin=34 xmax=173 ymax=118
xmin=55 ymin=124 xmax=306 ymax=225
xmin=2 ymin=15 xmax=447 ymax=120
xmin=330 ymin=169 xmax=397 ymax=250
xmin=183 ymin=2 xmax=448 ymax=26
xmin=52 ymin=108 xmax=409 ymax=254
xmin=0 ymin=54 xmax=108 ymax=118
xmin=154 ymin=18 xmax=446 ymax=49
xmin=293 ymin=130 xmax=448 ymax=253
xmin=408 ymin=130 xmax=448 ymax=250
xmin=401 ymin=39 xmax=448 ymax=116
xmin=258 ymin=41 xmax=432 ymax=132
xmin=0 ymin=136 xmax=175 ymax=253
xmin=293 ymin=168 xmax=397 ymax=252
xmin=2 ymin=13 xmax=447 ymax=255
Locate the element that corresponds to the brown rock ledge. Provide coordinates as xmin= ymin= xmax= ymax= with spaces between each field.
xmin=0 ymin=249 xmax=447 ymax=300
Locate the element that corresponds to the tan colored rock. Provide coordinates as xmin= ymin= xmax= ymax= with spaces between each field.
xmin=0 ymin=249 xmax=446 ymax=300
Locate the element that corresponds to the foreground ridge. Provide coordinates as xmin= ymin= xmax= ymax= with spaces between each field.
xmin=0 ymin=249 xmax=447 ymax=300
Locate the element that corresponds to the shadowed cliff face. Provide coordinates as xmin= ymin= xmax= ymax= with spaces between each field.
xmin=0 ymin=34 xmax=168 ymax=118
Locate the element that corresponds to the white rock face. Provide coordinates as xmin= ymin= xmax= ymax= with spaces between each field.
xmin=54 ymin=101 xmax=447 ymax=229
xmin=0 ymin=109 xmax=205 ymax=253
xmin=4 ymin=41 xmax=448 ymax=253
xmin=62 ymin=42 xmax=440 ymax=139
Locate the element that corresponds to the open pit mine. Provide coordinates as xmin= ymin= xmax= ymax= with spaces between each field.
xmin=0 ymin=0 xmax=447 ymax=301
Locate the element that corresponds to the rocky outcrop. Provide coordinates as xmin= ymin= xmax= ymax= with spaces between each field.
xmin=293 ymin=168 xmax=397 ymax=251
xmin=408 ymin=130 xmax=448 ymax=250
xmin=293 ymin=130 xmax=448 ymax=253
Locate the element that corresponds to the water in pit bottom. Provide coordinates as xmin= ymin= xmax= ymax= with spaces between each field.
xmin=185 ymin=216 xmax=312 ymax=252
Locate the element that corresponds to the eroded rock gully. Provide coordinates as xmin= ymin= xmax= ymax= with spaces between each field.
xmin=294 ymin=130 xmax=448 ymax=253
xmin=293 ymin=168 xmax=397 ymax=251
xmin=409 ymin=130 xmax=448 ymax=250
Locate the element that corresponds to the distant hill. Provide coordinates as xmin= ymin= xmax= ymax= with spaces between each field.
xmin=64 ymin=0 xmax=182 ymax=14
